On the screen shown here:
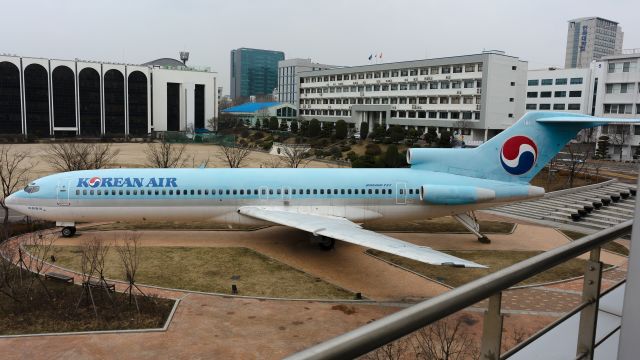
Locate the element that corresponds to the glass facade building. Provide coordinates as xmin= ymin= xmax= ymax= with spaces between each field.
xmin=230 ymin=48 xmax=284 ymax=100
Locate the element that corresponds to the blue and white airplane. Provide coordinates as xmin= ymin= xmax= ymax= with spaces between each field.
xmin=6 ymin=112 xmax=638 ymax=268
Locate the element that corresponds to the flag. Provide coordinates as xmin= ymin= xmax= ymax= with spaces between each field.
xmin=368 ymin=54 xmax=372 ymax=61
xmin=379 ymin=52 xmax=383 ymax=59
xmin=375 ymin=54 xmax=378 ymax=59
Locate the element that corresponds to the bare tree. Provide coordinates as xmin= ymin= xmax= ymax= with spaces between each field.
xmin=20 ymin=231 xmax=56 ymax=301
xmin=280 ymin=144 xmax=311 ymax=168
xmin=411 ymin=315 xmax=479 ymax=360
xmin=218 ymin=143 xmax=251 ymax=168
xmin=362 ymin=337 xmax=411 ymax=360
xmin=76 ymin=237 xmax=101 ymax=318
xmin=0 ymin=145 xmax=33 ymax=241
xmin=116 ymin=233 xmax=144 ymax=311
xmin=206 ymin=117 xmax=217 ymax=131
xmin=46 ymin=143 xmax=119 ymax=172
xmin=0 ymin=240 xmax=22 ymax=305
xmin=144 ymin=140 xmax=188 ymax=168
xmin=563 ymin=142 xmax=591 ymax=188
xmin=608 ymin=124 xmax=630 ymax=161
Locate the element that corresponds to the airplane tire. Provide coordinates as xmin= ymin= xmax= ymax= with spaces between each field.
xmin=319 ymin=237 xmax=335 ymax=251
xmin=61 ymin=227 xmax=75 ymax=238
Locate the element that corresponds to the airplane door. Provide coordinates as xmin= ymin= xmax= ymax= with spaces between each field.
xmin=259 ymin=186 xmax=269 ymax=202
xmin=396 ymin=182 xmax=407 ymax=205
xmin=57 ymin=179 xmax=71 ymax=206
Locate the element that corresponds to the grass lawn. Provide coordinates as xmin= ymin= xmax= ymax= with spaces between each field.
xmin=560 ymin=230 xmax=630 ymax=256
xmin=84 ymin=221 xmax=262 ymax=231
xmin=48 ymin=246 xmax=354 ymax=299
xmin=0 ymin=270 xmax=173 ymax=335
xmin=365 ymin=217 xmax=514 ymax=234
xmin=367 ymin=249 xmax=608 ymax=288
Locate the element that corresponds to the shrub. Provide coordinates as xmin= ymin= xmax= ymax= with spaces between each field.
xmin=365 ymin=144 xmax=382 ymax=156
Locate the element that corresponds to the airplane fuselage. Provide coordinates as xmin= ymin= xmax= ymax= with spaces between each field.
xmin=7 ymin=167 xmax=543 ymax=226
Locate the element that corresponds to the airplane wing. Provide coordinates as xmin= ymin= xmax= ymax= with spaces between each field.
xmin=238 ymin=206 xmax=485 ymax=268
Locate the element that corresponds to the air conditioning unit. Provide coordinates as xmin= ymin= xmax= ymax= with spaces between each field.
xmin=446 ymin=76 xmax=451 ymax=80
xmin=456 ymin=91 xmax=462 ymax=95
xmin=476 ymin=105 xmax=481 ymax=110
xmin=426 ymin=76 xmax=433 ymax=80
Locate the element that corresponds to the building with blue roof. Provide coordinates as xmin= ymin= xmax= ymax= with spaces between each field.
xmin=221 ymin=102 xmax=297 ymax=127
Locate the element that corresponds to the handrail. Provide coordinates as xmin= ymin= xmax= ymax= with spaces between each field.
xmin=285 ymin=220 xmax=632 ymax=360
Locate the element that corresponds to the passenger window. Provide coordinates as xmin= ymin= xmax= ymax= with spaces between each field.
xmin=307 ymin=189 xmax=311 ymax=194
xmin=220 ymin=190 xmax=224 ymax=195
xmin=240 ymin=189 xmax=244 ymax=195
xmin=254 ymin=189 xmax=258 ymax=195
xmin=83 ymin=190 xmax=87 ymax=195
xmin=132 ymin=190 xmax=136 ymax=195
xmin=354 ymin=189 xmax=359 ymax=194
xmin=76 ymin=190 xmax=80 ymax=195
xmin=326 ymin=189 xmax=331 ymax=194
xmin=368 ymin=189 xmax=372 ymax=194
xmin=409 ymin=189 xmax=413 ymax=194
xmin=119 ymin=190 xmax=124 ymax=195
xmin=125 ymin=190 xmax=130 ymax=195
xmin=348 ymin=189 xmax=352 ymax=194
xmin=197 ymin=190 xmax=202 ymax=195
xmin=176 ymin=190 xmax=180 ymax=195
xmin=261 ymin=189 xmax=266 ymax=195
xmin=191 ymin=190 xmax=195 ymax=195
xmin=98 ymin=190 xmax=102 ymax=195
xmin=416 ymin=189 xmax=419 ymax=194
xmin=154 ymin=190 xmax=159 ymax=195
xmin=169 ymin=190 xmax=173 ymax=195
xmin=333 ymin=189 xmax=338 ymax=194
xmin=90 ymin=190 xmax=94 ymax=195
xmin=375 ymin=189 xmax=379 ymax=194
xmin=112 ymin=190 xmax=116 ymax=195
xmin=233 ymin=190 xmax=237 ymax=195
xmin=381 ymin=189 xmax=386 ymax=194
xmin=269 ymin=189 xmax=273 ymax=195
xmin=162 ymin=190 xmax=166 ymax=195
xmin=205 ymin=190 xmax=209 ymax=195
xmin=400 ymin=189 xmax=404 ymax=195
xmin=299 ymin=189 xmax=303 ymax=194
xmin=292 ymin=189 xmax=296 ymax=195
xmin=284 ymin=189 xmax=289 ymax=195
xmin=389 ymin=189 xmax=393 ymax=195
xmin=320 ymin=189 xmax=324 ymax=194
xmin=313 ymin=189 xmax=318 ymax=194
xmin=362 ymin=189 xmax=365 ymax=194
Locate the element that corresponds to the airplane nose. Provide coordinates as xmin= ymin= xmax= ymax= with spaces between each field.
xmin=5 ymin=193 xmax=16 ymax=209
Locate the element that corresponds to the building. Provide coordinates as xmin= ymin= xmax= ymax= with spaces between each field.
xmin=0 ymin=54 xmax=217 ymax=137
xmin=591 ymin=50 xmax=640 ymax=159
xmin=526 ymin=67 xmax=592 ymax=114
xmin=297 ymin=51 xmax=527 ymax=143
xmin=230 ymin=48 xmax=284 ymax=100
xmin=565 ymin=17 xmax=624 ymax=69
xmin=220 ymin=101 xmax=297 ymax=128
xmin=276 ymin=58 xmax=334 ymax=107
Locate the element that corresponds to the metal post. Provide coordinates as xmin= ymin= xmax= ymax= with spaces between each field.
xmin=480 ymin=292 xmax=503 ymax=360
xmin=575 ymin=248 xmax=602 ymax=360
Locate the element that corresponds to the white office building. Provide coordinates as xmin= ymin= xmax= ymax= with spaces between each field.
xmin=565 ymin=17 xmax=624 ymax=69
xmin=0 ymin=54 xmax=217 ymax=137
xmin=526 ymin=68 xmax=592 ymax=114
xmin=298 ymin=51 xmax=527 ymax=142
xmin=591 ymin=50 xmax=640 ymax=159
xmin=276 ymin=58 xmax=334 ymax=106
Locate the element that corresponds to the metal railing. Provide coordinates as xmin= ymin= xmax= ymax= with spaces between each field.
xmin=285 ymin=220 xmax=633 ymax=360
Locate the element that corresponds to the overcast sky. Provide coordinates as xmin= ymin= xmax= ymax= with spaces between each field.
xmin=1 ymin=0 xmax=638 ymax=95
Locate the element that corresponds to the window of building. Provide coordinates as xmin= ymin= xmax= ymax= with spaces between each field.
xmin=539 ymin=104 xmax=551 ymax=110
xmin=568 ymin=103 xmax=581 ymax=110
xmin=410 ymin=69 xmax=418 ymax=76
xmin=400 ymin=70 xmax=408 ymax=77
xmin=440 ymin=81 xmax=450 ymax=89
xmin=527 ymin=79 xmax=538 ymax=86
xmin=623 ymin=62 xmax=630 ymax=72
xmin=430 ymin=82 xmax=438 ymax=89
xmin=554 ymin=91 xmax=566 ymax=97
xmin=604 ymin=104 xmax=632 ymax=114
xmin=570 ymin=78 xmax=583 ymax=85
xmin=463 ymin=97 xmax=473 ymax=104
xmin=553 ymin=104 xmax=565 ymax=110
xmin=555 ymin=78 xmax=567 ymax=85
xmin=526 ymin=104 xmax=537 ymax=110
xmin=540 ymin=91 xmax=551 ymax=98
xmin=430 ymin=67 xmax=439 ymax=74
xmin=420 ymin=69 xmax=428 ymax=75
xmin=466 ymin=64 xmax=475 ymax=72
xmin=541 ymin=79 xmax=553 ymax=85
xmin=451 ymin=81 xmax=461 ymax=89
xmin=439 ymin=112 xmax=448 ymax=119
xmin=464 ymin=80 xmax=474 ymax=88
xmin=510 ymin=82 xmax=515 ymax=86
xmin=441 ymin=66 xmax=451 ymax=74
xmin=453 ymin=66 xmax=463 ymax=73
xmin=390 ymin=84 xmax=398 ymax=91
xmin=569 ymin=90 xmax=582 ymax=97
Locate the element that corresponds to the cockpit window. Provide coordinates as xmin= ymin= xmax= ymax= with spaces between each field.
xmin=24 ymin=185 xmax=40 ymax=193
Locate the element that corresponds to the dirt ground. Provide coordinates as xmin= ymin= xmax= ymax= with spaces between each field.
xmin=7 ymin=143 xmax=342 ymax=180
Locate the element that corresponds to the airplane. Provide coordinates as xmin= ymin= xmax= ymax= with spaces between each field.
xmin=6 ymin=112 xmax=639 ymax=268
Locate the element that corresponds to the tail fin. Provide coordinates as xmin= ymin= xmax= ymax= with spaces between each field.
xmin=407 ymin=111 xmax=640 ymax=183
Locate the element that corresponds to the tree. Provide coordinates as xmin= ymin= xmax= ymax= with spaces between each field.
xmin=290 ymin=120 xmax=299 ymax=134
xmin=309 ymin=119 xmax=321 ymax=137
xmin=564 ymin=142 xmax=591 ymax=188
xmin=608 ymin=124 xmax=630 ymax=161
xmin=116 ymin=233 xmax=144 ymax=309
xmin=269 ymin=116 xmax=279 ymax=130
xmin=388 ymin=125 xmax=406 ymax=144
xmin=299 ymin=121 xmax=309 ymax=137
xmin=425 ymin=127 xmax=438 ymax=147
xmin=371 ymin=124 xmax=386 ymax=142
xmin=596 ymin=135 xmax=609 ymax=159
xmin=46 ymin=143 xmax=119 ymax=172
xmin=384 ymin=144 xmax=405 ymax=168
xmin=321 ymin=121 xmax=335 ymax=138
xmin=359 ymin=122 xmax=369 ymax=140
xmin=281 ymin=145 xmax=311 ymax=168
xmin=144 ymin=140 xmax=188 ymax=168
xmin=279 ymin=119 xmax=289 ymax=131
xmin=261 ymin=118 xmax=270 ymax=130
xmin=437 ymin=130 xmax=452 ymax=148
xmin=206 ymin=116 xmax=217 ymax=131
xmin=411 ymin=315 xmax=479 ymax=360
xmin=335 ymin=120 xmax=348 ymax=139
xmin=0 ymin=146 xmax=33 ymax=241
xmin=219 ymin=143 xmax=251 ymax=168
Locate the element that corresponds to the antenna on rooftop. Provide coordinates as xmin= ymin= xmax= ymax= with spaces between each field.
xmin=180 ymin=51 xmax=190 ymax=65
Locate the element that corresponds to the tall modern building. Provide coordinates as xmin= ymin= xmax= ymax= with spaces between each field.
xmin=276 ymin=58 xmax=334 ymax=106
xmin=0 ymin=54 xmax=217 ymax=137
xmin=565 ymin=17 xmax=624 ymax=69
xmin=298 ymin=51 xmax=527 ymax=143
xmin=230 ymin=48 xmax=284 ymax=100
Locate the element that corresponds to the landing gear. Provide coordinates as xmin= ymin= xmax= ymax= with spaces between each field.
xmin=453 ymin=211 xmax=490 ymax=244
xmin=61 ymin=226 xmax=76 ymax=238
xmin=318 ymin=236 xmax=336 ymax=251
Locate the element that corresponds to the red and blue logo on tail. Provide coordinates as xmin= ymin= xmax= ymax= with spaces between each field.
xmin=500 ymin=136 xmax=538 ymax=175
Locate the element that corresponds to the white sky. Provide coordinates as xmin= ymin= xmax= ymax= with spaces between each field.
xmin=1 ymin=0 xmax=638 ymax=96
